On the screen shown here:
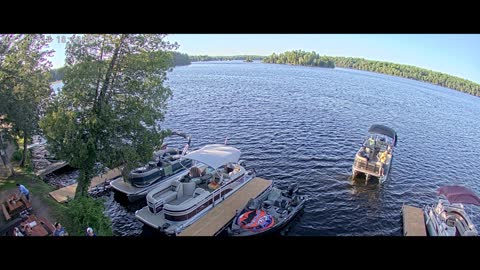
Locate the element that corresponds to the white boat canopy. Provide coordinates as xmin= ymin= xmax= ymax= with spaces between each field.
xmin=183 ymin=144 xmax=241 ymax=169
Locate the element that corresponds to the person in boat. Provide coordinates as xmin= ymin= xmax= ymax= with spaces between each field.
xmin=225 ymin=164 xmax=234 ymax=174
xmin=379 ymin=151 xmax=388 ymax=163
xmin=368 ymin=136 xmax=375 ymax=148
xmin=189 ymin=166 xmax=202 ymax=178
xmin=359 ymin=146 xmax=369 ymax=162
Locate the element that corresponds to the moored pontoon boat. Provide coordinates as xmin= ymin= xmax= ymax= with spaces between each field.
xmin=110 ymin=132 xmax=193 ymax=202
xmin=424 ymin=185 xmax=479 ymax=236
xmin=135 ymin=144 xmax=256 ymax=236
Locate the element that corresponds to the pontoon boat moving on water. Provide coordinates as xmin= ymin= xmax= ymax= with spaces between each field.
xmin=352 ymin=124 xmax=397 ymax=183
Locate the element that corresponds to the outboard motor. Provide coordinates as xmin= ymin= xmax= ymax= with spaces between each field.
xmin=287 ymin=183 xmax=299 ymax=197
xmin=162 ymin=223 xmax=170 ymax=231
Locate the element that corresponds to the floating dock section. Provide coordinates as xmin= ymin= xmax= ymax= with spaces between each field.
xmin=402 ymin=205 xmax=427 ymax=236
xmin=49 ymin=167 xmax=122 ymax=203
xmin=178 ymin=177 xmax=272 ymax=236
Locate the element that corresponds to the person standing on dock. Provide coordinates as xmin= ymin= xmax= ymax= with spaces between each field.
xmin=16 ymin=183 xmax=30 ymax=201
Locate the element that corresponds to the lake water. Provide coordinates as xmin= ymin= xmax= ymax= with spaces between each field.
xmin=56 ymin=61 xmax=480 ymax=236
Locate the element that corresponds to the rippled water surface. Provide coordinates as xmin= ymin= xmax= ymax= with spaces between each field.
xmin=106 ymin=61 xmax=480 ymax=236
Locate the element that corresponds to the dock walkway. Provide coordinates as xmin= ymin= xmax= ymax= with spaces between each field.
xmin=402 ymin=204 xmax=427 ymax=236
xmin=179 ymin=177 xmax=272 ymax=236
xmin=49 ymin=167 xmax=122 ymax=203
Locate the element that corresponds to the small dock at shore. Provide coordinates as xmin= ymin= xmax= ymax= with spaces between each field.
xmin=36 ymin=161 xmax=69 ymax=179
xmin=402 ymin=204 xmax=427 ymax=236
xmin=179 ymin=177 xmax=272 ymax=236
xmin=49 ymin=167 xmax=122 ymax=203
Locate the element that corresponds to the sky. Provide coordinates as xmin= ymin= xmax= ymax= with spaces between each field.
xmin=48 ymin=34 xmax=480 ymax=84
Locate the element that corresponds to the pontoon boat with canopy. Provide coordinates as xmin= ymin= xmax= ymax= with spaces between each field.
xmin=352 ymin=124 xmax=397 ymax=183
xmin=424 ymin=185 xmax=479 ymax=236
xmin=135 ymin=144 xmax=256 ymax=235
xmin=110 ymin=131 xmax=193 ymax=202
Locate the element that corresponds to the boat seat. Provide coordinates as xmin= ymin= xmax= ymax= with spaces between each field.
xmin=193 ymin=188 xmax=206 ymax=198
xmin=262 ymin=200 xmax=273 ymax=210
xmin=182 ymin=182 xmax=196 ymax=197
xmin=155 ymin=180 xmax=182 ymax=203
xmin=274 ymin=199 xmax=288 ymax=209
xmin=191 ymin=177 xmax=202 ymax=185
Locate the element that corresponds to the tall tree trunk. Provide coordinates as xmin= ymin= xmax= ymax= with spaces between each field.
xmin=0 ymin=134 xmax=15 ymax=176
xmin=20 ymin=132 xmax=27 ymax=167
xmin=75 ymin=168 xmax=91 ymax=198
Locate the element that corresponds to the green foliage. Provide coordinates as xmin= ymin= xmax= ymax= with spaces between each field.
xmin=0 ymin=34 xmax=53 ymax=167
xmin=50 ymin=66 xmax=66 ymax=82
xmin=40 ymin=34 xmax=178 ymax=197
xmin=170 ymin=52 xmax=191 ymax=66
xmin=12 ymin=149 xmax=23 ymax=161
xmin=263 ymin=50 xmax=480 ymax=97
xmin=263 ymin=50 xmax=335 ymax=68
xmin=65 ymin=196 xmax=113 ymax=236
xmin=190 ymin=55 xmax=265 ymax=62
xmin=329 ymin=56 xmax=480 ymax=97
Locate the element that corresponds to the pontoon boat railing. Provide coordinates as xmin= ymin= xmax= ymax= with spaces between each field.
xmin=353 ymin=159 xmax=382 ymax=176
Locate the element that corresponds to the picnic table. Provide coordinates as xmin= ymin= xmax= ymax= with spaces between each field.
xmin=2 ymin=193 xmax=32 ymax=221
xmin=20 ymin=215 xmax=55 ymax=236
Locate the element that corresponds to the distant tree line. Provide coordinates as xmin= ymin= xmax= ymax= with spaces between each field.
xmin=330 ymin=56 xmax=480 ymax=96
xmin=190 ymin=55 xmax=265 ymax=61
xmin=170 ymin=52 xmax=191 ymax=66
xmin=263 ymin=50 xmax=335 ymax=68
xmin=50 ymin=66 xmax=65 ymax=82
xmin=263 ymin=50 xmax=480 ymax=97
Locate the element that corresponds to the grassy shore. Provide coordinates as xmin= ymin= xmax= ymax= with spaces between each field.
xmin=0 ymin=167 xmax=70 ymax=232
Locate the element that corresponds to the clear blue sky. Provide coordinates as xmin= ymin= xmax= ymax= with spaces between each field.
xmin=49 ymin=34 xmax=480 ymax=84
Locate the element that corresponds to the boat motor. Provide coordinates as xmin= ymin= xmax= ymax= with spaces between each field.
xmin=287 ymin=183 xmax=299 ymax=197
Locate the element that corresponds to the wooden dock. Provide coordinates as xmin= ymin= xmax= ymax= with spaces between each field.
xmin=49 ymin=167 xmax=122 ymax=203
xmin=402 ymin=205 xmax=427 ymax=236
xmin=178 ymin=177 xmax=272 ymax=237
xmin=36 ymin=161 xmax=68 ymax=178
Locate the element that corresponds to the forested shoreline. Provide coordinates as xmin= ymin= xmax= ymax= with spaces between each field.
xmin=50 ymin=50 xmax=480 ymax=97
xmin=262 ymin=50 xmax=480 ymax=97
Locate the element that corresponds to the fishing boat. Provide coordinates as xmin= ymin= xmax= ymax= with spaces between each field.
xmin=229 ymin=183 xmax=308 ymax=236
xmin=352 ymin=124 xmax=397 ymax=183
xmin=424 ymin=185 xmax=479 ymax=236
xmin=110 ymin=132 xmax=193 ymax=202
xmin=135 ymin=144 xmax=256 ymax=236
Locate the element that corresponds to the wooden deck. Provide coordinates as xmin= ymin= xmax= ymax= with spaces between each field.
xmin=402 ymin=205 xmax=427 ymax=236
xmin=179 ymin=177 xmax=273 ymax=237
xmin=36 ymin=161 xmax=68 ymax=178
xmin=49 ymin=167 xmax=122 ymax=203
